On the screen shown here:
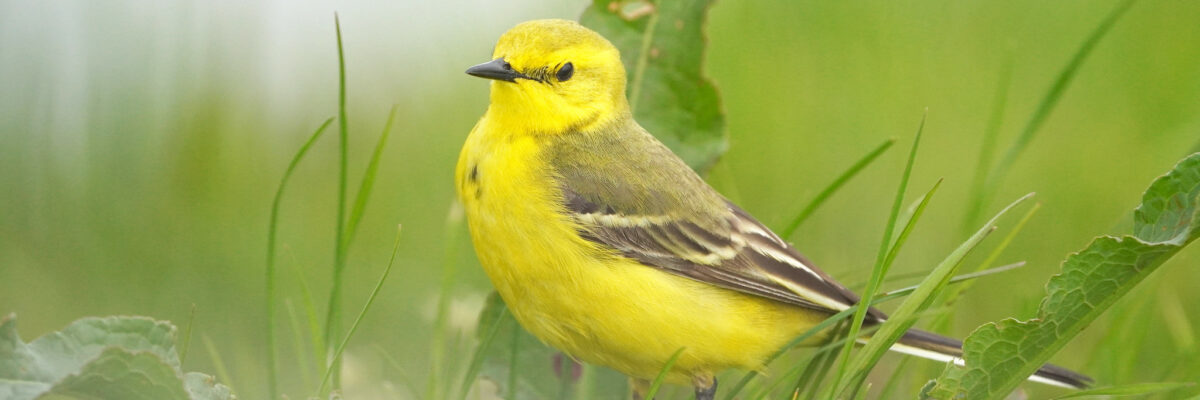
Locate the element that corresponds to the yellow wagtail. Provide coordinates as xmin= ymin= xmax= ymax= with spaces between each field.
xmin=456 ymin=19 xmax=1089 ymax=399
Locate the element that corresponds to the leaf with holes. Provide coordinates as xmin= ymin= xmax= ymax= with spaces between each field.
xmin=580 ymin=0 xmax=727 ymax=173
xmin=927 ymin=153 xmax=1200 ymax=399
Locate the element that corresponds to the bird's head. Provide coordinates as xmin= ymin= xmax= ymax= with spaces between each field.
xmin=467 ymin=19 xmax=628 ymax=135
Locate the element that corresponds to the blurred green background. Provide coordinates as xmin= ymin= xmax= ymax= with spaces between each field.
xmin=2 ymin=0 xmax=1198 ymax=398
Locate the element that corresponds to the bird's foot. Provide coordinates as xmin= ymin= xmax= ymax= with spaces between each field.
xmin=694 ymin=375 xmax=717 ymax=400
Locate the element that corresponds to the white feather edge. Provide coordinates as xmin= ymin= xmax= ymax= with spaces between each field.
xmin=857 ymin=338 xmax=1079 ymax=389
xmin=574 ymin=211 xmax=1079 ymax=390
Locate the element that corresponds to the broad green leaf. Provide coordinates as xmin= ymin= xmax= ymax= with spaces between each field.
xmin=1 ymin=314 xmax=179 ymax=383
xmin=919 ymin=365 xmax=964 ymax=400
xmin=929 ymin=153 xmax=1200 ymax=399
xmin=0 ymin=314 xmax=233 ymax=400
xmin=1134 ymin=152 xmax=1200 ymax=244
xmin=38 ymin=348 xmax=190 ymax=399
xmin=466 ymin=293 xmax=628 ymax=400
xmin=580 ymin=0 xmax=727 ymax=173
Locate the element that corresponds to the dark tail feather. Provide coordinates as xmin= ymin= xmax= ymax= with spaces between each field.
xmin=889 ymin=329 xmax=1092 ymax=389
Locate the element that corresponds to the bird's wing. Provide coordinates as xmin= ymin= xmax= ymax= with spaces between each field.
xmin=561 ymin=185 xmax=887 ymax=320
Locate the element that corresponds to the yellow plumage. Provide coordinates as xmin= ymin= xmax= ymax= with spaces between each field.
xmin=456 ymin=119 xmax=823 ymax=383
xmin=456 ymin=18 xmax=1088 ymax=398
xmin=455 ymin=20 xmax=823 ymax=387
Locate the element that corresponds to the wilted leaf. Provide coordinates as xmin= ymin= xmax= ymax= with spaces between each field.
xmin=580 ymin=0 xmax=727 ymax=173
xmin=0 ymin=314 xmax=234 ymax=400
xmin=929 ymin=153 xmax=1200 ymax=399
xmin=183 ymin=373 xmax=236 ymax=400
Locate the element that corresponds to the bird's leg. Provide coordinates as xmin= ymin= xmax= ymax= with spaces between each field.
xmin=630 ymin=377 xmax=651 ymax=400
xmin=693 ymin=374 xmax=717 ymax=400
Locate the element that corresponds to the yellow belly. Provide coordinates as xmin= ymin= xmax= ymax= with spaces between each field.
xmin=456 ymin=128 xmax=826 ymax=383
xmin=477 ymin=239 xmax=829 ymax=383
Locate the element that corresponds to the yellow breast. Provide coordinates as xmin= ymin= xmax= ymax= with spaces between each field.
xmin=455 ymin=119 xmax=827 ymax=383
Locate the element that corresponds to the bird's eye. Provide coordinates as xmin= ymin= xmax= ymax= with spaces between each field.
xmin=556 ymin=62 xmax=574 ymax=82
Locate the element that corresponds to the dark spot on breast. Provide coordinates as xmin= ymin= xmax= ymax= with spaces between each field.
xmin=468 ymin=164 xmax=482 ymax=199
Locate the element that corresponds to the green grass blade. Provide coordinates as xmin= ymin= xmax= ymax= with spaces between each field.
xmin=375 ymin=344 xmax=423 ymax=399
xmin=879 ymin=262 xmax=1026 ymax=298
xmin=751 ymin=325 xmax=887 ymax=400
xmin=723 ymin=290 xmax=910 ymax=399
xmin=644 ymin=347 xmax=686 ymax=400
xmin=318 ymin=224 xmax=403 ymax=394
xmin=180 ymin=303 xmax=196 ymax=365
xmin=1085 ymin=290 xmax=1155 ymax=381
xmin=885 ymin=179 xmax=942 ymax=268
xmin=864 ymin=260 xmax=1025 ymax=295
xmin=343 ymin=105 xmax=399 ymax=248
xmin=801 ymin=354 xmax=838 ymax=400
xmin=443 ymin=331 xmax=467 ymax=399
xmin=794 ymin=348 xmax=837 ymax=399
xmin=980 ymin=0 xmax=1136 ymax=213
xmin=1049 ymin=382 xmax=1194 ymax=399
xmin=744 ymin=325 xmax=861 ymax=400
xmin=875 ymin=356 xmax=913 ymax=400
xmin=203 ymin=334 xmax=236 ymax=395
xmin=961 ymin=57 xmax=1014 ymax=231
xmin=891 ymin=189 xmax=932 ymax=248
xmin=780 ymin=138 xmax=895 ymax=239
xmin=1160 ymin=290 xmax=1196 ymax=354
xmin=944 ymin=202 xmax=1040 ymax=307
xmin=854 ymin=384 xmax=872 ymax=400
xmin=828 ymin=113 xmax=926 ymax=393
xmin=918 ymin=202 xmax=1040 ymax=386
xmin=830 ymin=178 xmax=943 ymax=399
xmin=427 ymin=203 xmax=466 ymax=400
xmin=726 ymin=261 xmax=995 ymax=400
xmin=323 ymin=12 xmax=351 ymax=391
xmin=457 ymin=306 xmax=509 ymax=400
xmin=838 ymin=193 xmax=1033 ymax=398
xmin=284 ymin=299 xmax=315 ymax=392
xmin=507 ymin=319 xmax=521 ymax=399
xmin=287 ymin=250 xmax=327 ymax=380
xmin=746 ymin=354 xmax=811 ymax=400
xmin=726 ymin=314 xmax=853 ymax=398
xmin=794 ymin=323 xmax=849 ymax=400
xmin=266 ymin=116 xmax=334 ymax=400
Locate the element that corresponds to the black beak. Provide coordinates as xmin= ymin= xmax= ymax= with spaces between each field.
xmin=466 ymin=57 xmax=527 ymax=82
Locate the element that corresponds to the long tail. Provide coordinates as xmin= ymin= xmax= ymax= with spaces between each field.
xmin=885 ymin=329 xmax=1093 ymax=389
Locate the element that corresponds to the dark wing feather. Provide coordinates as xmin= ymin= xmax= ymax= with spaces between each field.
xmin=563 ymin=187 xmax=887 ymax=321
